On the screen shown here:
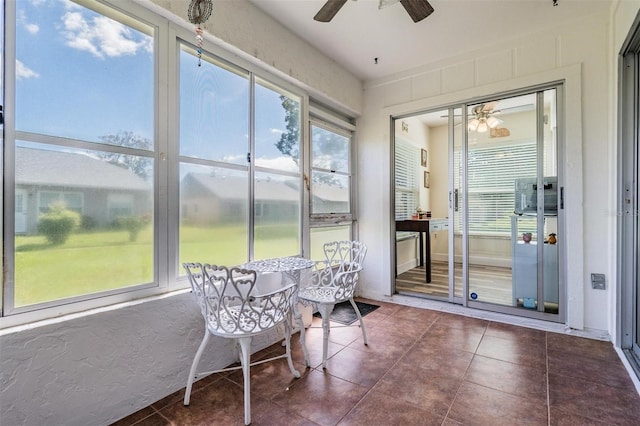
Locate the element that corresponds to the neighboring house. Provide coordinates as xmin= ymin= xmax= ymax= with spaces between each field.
xmin=180 ymin=172 xmax=300 ymax=225
xmin=14 ymin=146 xmax=151 ymax=235
xmin=310 ymin=181 xmax=349 ymax=214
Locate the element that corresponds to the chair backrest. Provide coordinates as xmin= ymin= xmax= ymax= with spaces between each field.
xmin=183 ymin=263 xmax=295 ymax=336
xmin=310 ymin=241 xmax=367 ymax=301
xmin=323 ymin=240 xmax=367 ymax=269
xmin=328 ymin=261 xmax=363 ymax=302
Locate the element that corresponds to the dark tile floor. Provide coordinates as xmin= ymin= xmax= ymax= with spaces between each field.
xmin=112 ymin=299 xmax=640 ymax=426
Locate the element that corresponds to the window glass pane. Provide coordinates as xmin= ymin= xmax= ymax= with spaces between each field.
xmin=460 ymin=94 xmax=538 ymax=235
xmin=310 ymin=226 xmax=351 ymax=261
xmin=179 ymin=164 xmax=248 ymax=266
xmin=63 ymin=193 xmax=83 ymax=213
xmin=310 ymin=123 xmax=352 ymax=216
xmin=254 ymin=79 xmax=300 ymax=173
xmin=253 ymin=171 xmax=300 ymax=259
xmin=311 ymin=126 xmax=349 ymax=173
xmin=311 ymin=171 xmax=350 ymax=214
xmin=180 ymin=46 xmax=249 ymax=164
xmin=14 ymin=142 xmax=154 ymax=307
xmin=15 ymin=1 xmax=154 ymax=144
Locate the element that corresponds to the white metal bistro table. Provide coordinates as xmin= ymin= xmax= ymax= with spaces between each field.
xmin=240 ymin=256 xmax=315 ymax=366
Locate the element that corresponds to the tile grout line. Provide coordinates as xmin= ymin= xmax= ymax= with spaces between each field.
xmin=440 ymin=322 xmax=489 ymax=424
xmin=334 ymin=311 xmax=443 ymax=424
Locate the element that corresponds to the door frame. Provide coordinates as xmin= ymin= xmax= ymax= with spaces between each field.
xmin=617 ymin=11 xmax=640 ymax=376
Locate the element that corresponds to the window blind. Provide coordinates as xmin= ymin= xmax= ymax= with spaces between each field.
xmin=455 ymin=142 xmax=537 ymax=234
xmin=395 ymin=139 xmax=420 ymax=220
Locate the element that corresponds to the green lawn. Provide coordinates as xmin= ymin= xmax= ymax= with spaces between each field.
xmin=13 ymin=223 xmax=319 ymax=307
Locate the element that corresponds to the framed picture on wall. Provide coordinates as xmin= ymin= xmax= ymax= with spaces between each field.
xmin=421 ymin=149 xmax=428 ymax=167
xmin=424 ymin=171 xmax=430 ymax=188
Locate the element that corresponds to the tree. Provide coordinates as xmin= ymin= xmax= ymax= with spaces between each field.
xmin=275 ymin=96 xmax=346 ymax=186
xmin=275 ymin=96 xmax=300 ymax=164
xmin=97 ymin=131 xmax=153 ymax=180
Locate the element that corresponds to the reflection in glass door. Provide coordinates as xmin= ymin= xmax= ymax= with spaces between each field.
xmin=394 ymin=111 xmax=453 ymax=300
xmin=465 ymin=89 xmax=560 ymax=318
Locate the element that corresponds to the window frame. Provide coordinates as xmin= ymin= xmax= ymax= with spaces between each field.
xmin=308 ymin=117 xmax=355 ymax=224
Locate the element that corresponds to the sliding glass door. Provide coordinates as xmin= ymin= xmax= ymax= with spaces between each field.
xmin=393 ymin=85 xmax=563 ymax=321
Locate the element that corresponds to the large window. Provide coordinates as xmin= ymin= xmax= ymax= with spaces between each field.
xmin=5 ymin=1 xmax=155 ymax=312
xmin=178 ymin=46 xmax=251 ymax=267
xmin=2 ymin=0 xmax=353 ymax=325
xmin=178 ymin=46 xmax=302 ymax=266
xmin=253 ymin=79 xmax=302 ymax=260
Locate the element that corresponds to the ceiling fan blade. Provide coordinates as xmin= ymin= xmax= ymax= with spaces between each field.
xmin=314 ymin=0 xmax=348 ymax=22
xmin=481 ymin=101 xmax=498 ymax=112
xmin=399 ymin=0 xmax=434 ymax=23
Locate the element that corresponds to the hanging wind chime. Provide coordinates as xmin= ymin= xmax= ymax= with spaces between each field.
xmin=188 ymin=0 xmax=214 ymax=66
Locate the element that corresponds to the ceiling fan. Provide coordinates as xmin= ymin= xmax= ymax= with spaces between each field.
xmin=468 ymin=102 xmax=504 ymax=133
xmin=314 ymin=0 xmax=435 ymax=23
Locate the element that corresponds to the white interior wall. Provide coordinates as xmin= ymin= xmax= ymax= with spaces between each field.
xmin=357 ymin=10 xmax=620 ymax=334
xmin=0 ymin=1 xmax=363 ymax=425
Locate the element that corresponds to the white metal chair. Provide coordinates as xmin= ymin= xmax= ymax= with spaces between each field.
xmin=183 ymin=263 xmax=300 ymax=425
xmin=297 ymin=240 xmax=368 ymax=369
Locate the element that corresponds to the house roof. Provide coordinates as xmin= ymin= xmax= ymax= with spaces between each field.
xmin=312 ymin=182 xmax=348 ymax=202
xmin=184 ymin=173 xmax=300 ymax=202
xmin=183 ymin=172 xmax=350 ymax=203
xmin=15 ymin=146 xmax=150 ymax=191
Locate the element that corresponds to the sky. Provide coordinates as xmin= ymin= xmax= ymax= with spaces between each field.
xmin=14 ymin=0 xmax=299 ymax=174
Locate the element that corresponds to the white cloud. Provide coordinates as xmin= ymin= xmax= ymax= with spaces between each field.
xmin=16 ymin=60 xmax=40 ymax=80
xmin=221 ymin=154 xmax=297 ymax=172
xmin=25 ymin=23 xmax=40 ymax=34
xmin=62 ymin=10 xmax=149 ymax=59
xmin=17 ymin=8 xmax=39 ymax=34
xmin=269 ymin=128 xmax=284 ymax=135
xmin=255 ymin=156 xmax=299 ymax=173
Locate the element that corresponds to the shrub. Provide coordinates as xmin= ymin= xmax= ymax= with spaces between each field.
xmin=81 ymin=215 xmax=98 ymax=231
xmin=38 ymin=203 xmax=81 ymax=245
xmin=116 ymin=214 xmax=151 ymax=242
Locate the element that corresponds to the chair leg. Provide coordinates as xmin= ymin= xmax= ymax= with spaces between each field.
xmin=238 ymin=337 xmax=252 ymax=426
xmin=317 ymin=303 xmax=335 ymax=369
xmin=184 ymin=331 xmax=211 ymax=406
xmin=349 ymin=298 xmax=368 ymax=346
xmin=284 ymin=314 xmax=301 ymax=378
xmin=293 ymin=302 xmax=311 ymax=367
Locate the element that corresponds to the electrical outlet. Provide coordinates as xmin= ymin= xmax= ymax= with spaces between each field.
xmin=591 ymin=273 xmax=606 ymax=290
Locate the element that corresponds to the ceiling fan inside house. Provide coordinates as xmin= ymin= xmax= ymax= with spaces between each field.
xmin=442 ymin=102 xmax=533 ymax=135
xmin=314 ymin=0 xmax=434 ymax=23
xmin=467 ymin=102 xmax=504 ymax=133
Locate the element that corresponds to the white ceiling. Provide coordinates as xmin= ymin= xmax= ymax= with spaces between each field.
xmin=248 ymin=0 xmax=612 ymax=81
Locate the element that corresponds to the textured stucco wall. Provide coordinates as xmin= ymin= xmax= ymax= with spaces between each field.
xmin=0 ymin=293 xmax=283 ymax=425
